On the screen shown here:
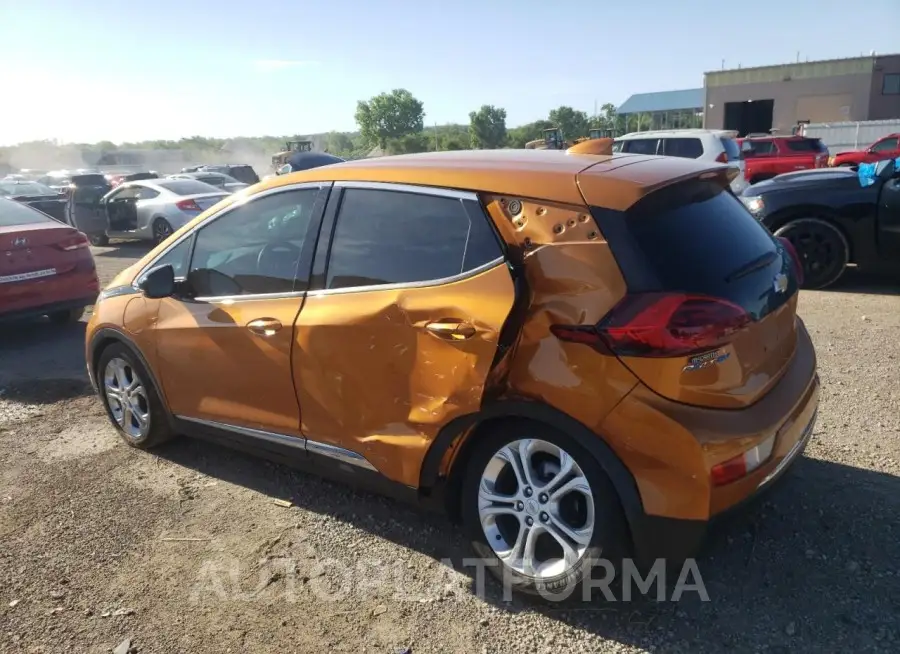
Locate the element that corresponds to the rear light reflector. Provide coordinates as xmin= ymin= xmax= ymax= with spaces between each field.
xmin=777 ymin=236 xmax=804 ymax=286
xmin=54 ymin=232 xmax=90 ymax=251
xmin=715 ymin=152 xmax=728 ymax=164
xmin=176 ymin=199 xmax=202 ymax=211
xmin=711 ymin=435 xmax=775 ymax=486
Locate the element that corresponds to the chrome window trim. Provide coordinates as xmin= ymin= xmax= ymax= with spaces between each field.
xmin=307 ymin=256 xmax=505 ymax=297
xmin=178 ymin=416 xmax=377 ymax=471
xmin=133 ymin=181 xmax=328 ymax=285
xmin=193 ymin=290 xmax=307 ymax=303
xmin=333 ymin=180 xmax=479 ymax=202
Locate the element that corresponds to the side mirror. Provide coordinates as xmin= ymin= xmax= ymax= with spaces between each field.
xmin=138 ymin=264 xmax=175 ymax=299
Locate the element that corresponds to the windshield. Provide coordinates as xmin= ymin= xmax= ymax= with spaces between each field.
xmin=0 ymin=197 xmax=53 ymax=226
xmin=0 ymin=181 xmax=58 ymax=197
xmin=155 ymin=180 xmax=223 ymax=196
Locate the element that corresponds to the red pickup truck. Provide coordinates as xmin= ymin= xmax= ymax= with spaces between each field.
xmin=828 ymin=133 xmax=900 ymax=167
xmin=738 ymin=135 xmax=829 ymax=185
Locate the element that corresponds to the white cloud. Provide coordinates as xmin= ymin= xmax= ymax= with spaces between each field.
xmin=253 ymin=59 xmax=319 ymax=72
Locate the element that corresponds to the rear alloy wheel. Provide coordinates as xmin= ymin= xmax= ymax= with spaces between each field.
xmin=97 ymin=343 xmax=175 ymax=449
xmin=462 ymin=424 xmax=628 ymax=601
xmin=152 ymin=219 xmax=174 ymax=244
xmin=774 ymin=218 xmax=849 ymax=289
xmin=48 ymin=307 xmax=85 ymax=324
xmin=89 ymin=233 xmax=109 ymax=247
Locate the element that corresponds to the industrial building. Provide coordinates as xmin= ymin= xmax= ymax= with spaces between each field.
xmin=615 ymin=88 xmax=704 ymax=132
xmin=703 ymin=53 xmax=900 ymax=136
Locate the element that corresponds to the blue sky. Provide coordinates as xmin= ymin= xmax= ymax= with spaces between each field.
xmin=1 ymin=0 xmax=898 ymax=145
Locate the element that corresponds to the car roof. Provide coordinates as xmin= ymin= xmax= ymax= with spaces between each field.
xmin=617 ymin=129 xmax=738 ymax=139
xmin=257 ymin=149 xmax=730 ymax=209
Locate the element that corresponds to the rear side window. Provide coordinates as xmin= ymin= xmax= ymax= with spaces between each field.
xmin=156 ymin=180 xmax=220 ymax=195
xmin=592 ymin=180 xmax=788 ymax=316
xmin=0 ymin=198 xmax=52 ymax=226
xmin=326 ymin=189 xmax=502 ymax=290
xmin=744 ymin=140 xmax=776 ymax=155
xmin=719 ymin=138 xmax=741 ymax=161
xmin=662 ymin=138 xmax=703 ymax=159
xmin=622 ymin=139 xmax=659 ymax=155
xmin=785 ymin=138 xmax=826 ymax=152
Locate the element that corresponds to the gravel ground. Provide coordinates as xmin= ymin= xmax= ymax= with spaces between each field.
xmin=1 ymin=243 xmax=898 ymax=654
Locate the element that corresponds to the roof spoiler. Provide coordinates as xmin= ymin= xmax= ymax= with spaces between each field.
xmin=566 ymin=138 xmax=615 ymax=156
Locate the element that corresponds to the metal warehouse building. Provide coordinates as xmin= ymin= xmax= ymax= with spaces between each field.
xmin=616 ymin=88 xmax=704 ymax=132
xmin=703 ymin=53 xmax=900 ymax=136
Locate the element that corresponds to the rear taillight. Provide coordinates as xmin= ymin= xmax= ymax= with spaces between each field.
xmin=715 ymin=152 xmax=729 ymax=164
xmin=54 ymin=232 xmax=90 ymax=251
xmin=176 ymin=199 xmax=202 ymax=211
xmin=777 ymin=236 xmax=804 ymax=286
xmin=551 ymin=293 xmax=751 ymax=358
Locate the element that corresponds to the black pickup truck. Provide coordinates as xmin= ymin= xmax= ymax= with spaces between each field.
xmin=739 ymin=161 xmax=900 ymax=289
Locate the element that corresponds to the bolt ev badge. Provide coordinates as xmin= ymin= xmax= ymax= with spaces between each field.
xmin=773 ymin=272 xmax=788 ymax=294
xmin=683 ymin=350 xmax=731 ymax=372
xmin=12 ymin=237 xmax=28 ymax=247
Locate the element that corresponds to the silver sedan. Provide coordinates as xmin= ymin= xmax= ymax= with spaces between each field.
xmin=89 ymin=178 xmax=230 ymax=245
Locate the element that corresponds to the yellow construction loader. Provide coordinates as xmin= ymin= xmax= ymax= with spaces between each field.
xmin=271 ymin=140 xmax=313 ymax=170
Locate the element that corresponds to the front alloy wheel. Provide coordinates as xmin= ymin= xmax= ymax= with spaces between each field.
xmin=103 ymin=357 xmax=151 ymax=440
xmin=478 ymin=439 xmax=595 ymax=579
xmin=153 ymin=219 xmax=173 ymax=244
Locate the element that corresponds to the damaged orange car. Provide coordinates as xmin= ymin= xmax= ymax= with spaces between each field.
xmin=86 ymin=146 xmax=819 ymax=598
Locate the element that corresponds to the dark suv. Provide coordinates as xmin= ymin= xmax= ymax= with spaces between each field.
xmin=198 ymin=164 xmax=259 ymax=185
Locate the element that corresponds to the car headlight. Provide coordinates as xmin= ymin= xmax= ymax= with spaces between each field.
xmin=740 ymin=195 xmax=765 ymax=216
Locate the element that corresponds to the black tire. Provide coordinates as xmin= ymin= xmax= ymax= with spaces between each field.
xmin=48 ymin=307 xmax=85 ymax=324
xmin=89 ymin=233 xmax=109 ymax=247
xmin=152 ymin=218 xmax=173 ymax=244
xmin=774 ymin=218 xmax=849 ymax=290
xmin=96 ymin=343 xmax=176 ymax=449
xmin=460 ymin=420 xmax=630 ymax=602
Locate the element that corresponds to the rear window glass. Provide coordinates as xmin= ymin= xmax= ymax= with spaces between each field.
xmin=0 ymin=198 xmax=53 ymax=226
xmin=719 ymin=138 xmax=741 ymax=161
xmin=663 ymin=138 xmax=703 ymax=159
xmin=155 ymin=180 xmax=220 ymax=195
xmin=743 ymin=140 xmax=776 ymax=155
xmin=785 ymin=138 xmax=826 ymax=152
xmin=618 ymin=180 xmax=779 ymax=303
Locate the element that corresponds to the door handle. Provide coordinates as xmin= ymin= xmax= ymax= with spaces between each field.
xmin=247 ymin=318 xmax=283 ymax=336
xmin=425 ymin=320 xmax=476 ymax=341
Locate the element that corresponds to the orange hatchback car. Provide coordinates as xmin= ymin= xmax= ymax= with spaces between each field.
xmin=86 ymin=148 xmax=819 ymax=597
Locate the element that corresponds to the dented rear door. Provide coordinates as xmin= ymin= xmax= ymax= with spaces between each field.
xmin=291 ymin=183 xmax=514 ymax=486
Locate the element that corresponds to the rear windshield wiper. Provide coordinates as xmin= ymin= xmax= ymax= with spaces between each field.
xmin=724 ymin=250 xmax=778 ymax=283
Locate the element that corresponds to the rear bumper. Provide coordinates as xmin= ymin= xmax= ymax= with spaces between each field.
xmin=0 ymin=294 xmax=98 ymax=323
xmin=599 ymin=318 xmax=820 ymax=562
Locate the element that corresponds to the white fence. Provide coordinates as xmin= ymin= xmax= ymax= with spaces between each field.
xmin=799 ymin=119 xmax=900 ymax=154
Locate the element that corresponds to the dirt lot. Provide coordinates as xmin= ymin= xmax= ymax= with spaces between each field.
xmin=1 ymin=243 xmax=899 ymax=654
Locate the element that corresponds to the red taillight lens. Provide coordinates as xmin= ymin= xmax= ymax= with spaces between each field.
xmin=54 ymin=232 xmax=90 ymax=251
xmin=715 ymin=152 xmax=728 ymax=164
xmin=711 ymin=455 xmax=747 ymax=486
xmin=176 ymin=199 xmax=202 ymax=211
xmin=553 ymin=293 xmax=750 ymax=358
xmin=777 ymin=236 xmax=804 ymax=286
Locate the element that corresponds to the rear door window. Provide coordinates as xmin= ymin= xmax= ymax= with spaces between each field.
xmin=621 ymin=139 xmax=660 ymax=155
xmin=662 ymin=138 xmax=703 ymax=159
xmin=325 ymin=188 xmax=502 ymax=290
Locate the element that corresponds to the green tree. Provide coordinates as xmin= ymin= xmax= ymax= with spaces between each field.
xmin=323 ymin=131 xmax=356 ymax=156
xmin=468 ymin=105 xmax=508 ymax=149
xmin=548 ymin=106 xmax=590 ymax=141
xmin=386 ymin=133 xmax=431 ymax=155
xmin=355 ymin=89 xmax=425 ymax=151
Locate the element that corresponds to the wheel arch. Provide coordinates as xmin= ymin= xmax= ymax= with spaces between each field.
xmin=419 ymin=400 xmax=645 ymax=533
xmin=766 ymin=207 xmax=855 ymax=263
xmin=89 ymin=327 xmax=177 ymax=430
